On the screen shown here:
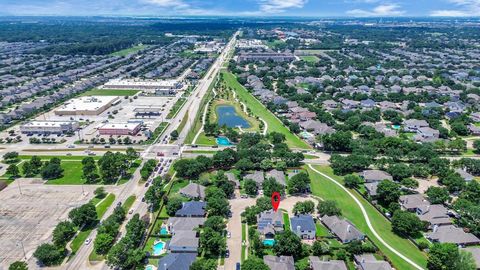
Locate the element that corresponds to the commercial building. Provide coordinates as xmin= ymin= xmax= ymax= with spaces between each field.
xmin=55 ymin=96 xmax=120 ymax=116
xmin=98 ymin=122 xmax=141 ymax=136
xmin=103 ymin=78 xmax=183 ymax=93
xmin=20 ymin=120 xmax=79 ymax=135
xmin=237 ymin=53 xmax=296 ymax=62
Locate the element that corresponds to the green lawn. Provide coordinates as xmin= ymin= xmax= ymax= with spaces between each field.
xmin=315 ymin=222 xmax=331 ymax=237
xmin=282 ymin=212 xmax=291 ymax=231
xmin=307 ymin=165 xmax=427 ymax=270
xmin=222 ymin=71 xmax=310 ymax=149
xmin=110 ymin=44 xmax=147 ymax=56
xmin=300 ymin=55 xmax=320 ymax=63
xmin=123 ymin=195 xmax=136 ymax=211
xmin=47 ymin=161 xmax=85 ymax=185
xmin=80 ymin=88 xmax=140 ymax=97
xmin=96 ymin=194 xmax=116 ymax=218
xmin=241 ymin=223 xmax=247 ymax=262
xmin=185 ymin=76 xmax=216 ymax=144
xmin=195 ymin=132 xmax=217 ymax=146
xmin=166 ymin=98 xmax=187 ymax=119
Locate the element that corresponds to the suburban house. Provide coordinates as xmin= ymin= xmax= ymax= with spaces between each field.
xmin=417 ymin=204 xmax=452 ymax=228
xmin=299 ymin=120 xmax=335 ymax=136
xmin=257 ymin=210 xmax=284 ymax=238
xmin=455 ymin=168 xmax=475 ymax=182
xmin=225 ymin=172 xmax=240 ymax=188
xmin=263 ymin=255 xmax=295 ymax=270
xmin=244 ymin=170 xmax=265 ymax=187
xmin=179 ymin=183 xmax=206 ymax=200
xmin=309 ymin=256 xmax=348 ymax=270
xmin=354 ymin=254 xmax=393 ymax=270
xmin=413 ymin=127 xmax=440 ymax=143
xmin=426 ymin=225 xmax=480 ymax=246
xmin=168 ymin=230 xmax=199 ymax=253
xmin=290 ymin=215 xmax=316 ymax=240
xmin=157 ymin=253 xmax=197 ymax=270
xmin=399 ymin=194 xmax=430 ymax=212
xmin=364 ymin=182 xmax=379 ymax=197
xmin=266 ymin=169 xmax=287 ymax=186
xmin=360 ymin=170 xmax=393 ymax=183
xmin=403 ymin=119 xmax=429 ymax=132
xmin=321 ymin=215 xmax=365 ymax=243
xmin=175 ymin=201 xmax=206 ymax=217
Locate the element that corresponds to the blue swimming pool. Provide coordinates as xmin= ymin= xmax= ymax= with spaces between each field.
xmin=263 ymin=239 xmax=275 ymax=246
xmin=160 ymin=227 xmax=168 ymax=235
xmin=392 ymin=124 xmax=401 ymax=130
xmin=216 ymin=136 xmax=231 ymax=146
xmin=145 ymin=265 xmax=155 ymax=270
xmin=152 ymin=241 xmax=165 ymax=256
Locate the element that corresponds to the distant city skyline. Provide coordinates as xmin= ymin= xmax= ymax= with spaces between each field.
xmin=1 ymin=0 xmax=480 ymax=17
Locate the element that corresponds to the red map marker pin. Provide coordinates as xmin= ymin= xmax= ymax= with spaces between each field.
xmin=271 ymin=192 xmax=281 ymax=212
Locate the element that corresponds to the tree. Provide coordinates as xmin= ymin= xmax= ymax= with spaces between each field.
xmin=242 ymin=206 xmax=260 ymax=224
xmin=391 ymin=210 xmax=424 ymax=237
xmin=94 ymin=233 xmax=115 ymax=255
xmin=287 ymin=172 xmax=310 ymax=194
xmin=3 ymin=151 xmax=19 ymax=163
xmin=474 ymin=140 xmax=480 ymax=154
xmin=170 ymin=130 xmax=179 ymax=140
xmin=244 ymin=179 xmax=258 ymax=196
xmin=52 ymin=221 xmax=76 ymax=247
xmin=387 ymin=163 xmax=412 ymax=181
xmin=82 ymin=157 xmax=99 ymax=183
xmin=235 ymin=158 xmax=254 ymax=172
xmin=68 ymin=203 xmax=98 ymax=228
xmin=6 ymin=164 xmax=20 ymax=179
xmin=312 ymin=240 xmax=330 ymax=256
xmin=317 ymin=200 xmax=341 ymax=216
xmin=344 ymin=174 xmax=362 ymax=188
xmin=440 ymin=172 xmax=466 ymax=193
xmin=204 ymin=216 xmax=226 ymax=232
xmin=30 ymin=156 xmax=43 ymax=174
xmin=376 ymin=180 xmax=401 ymax=207
xmin=273 ymin=230 xmax=303 ymax=259
xmin=165 ymin=196 xmax=183 ymax=216
xmin=41 ymin=158 xmax=64 ymax=180
xmin=212 ymin=148 xmax=238 ymax=169
xmin=242 ymin=258 xmax=269 ymax=270
xmin=22 ymin=161 xmax=35 ymax=177
xmin=427 ymin=243 xmax=476 ymax=270
xmin=292 ymin=200 xmax=316 ymax=215
xmin=206 ymin=193 xmax=230 ymax=217
xmin=8 ymin=261 xmax=28 ymax=270
xmin=321 ymin=131 xmax=353 ymax=152
xmin=94 ymin=187 xmax=106 ymax=199
xmin=126 ymin=147 xmax=138 ymax=160
xmin=33 ymin=243 xmax=65 ymax=266
xmin=262 ymin=177 xmax=284 ymax=197
xmin=401 ymin=178 xmax=419 ymax=189
xmin=256 ymin=196 xmax=273 ymax=211
xmin=199 ymin=226 xmax=226 ymax=257
xmin=190 ymin=258 xmax=218 ymax=270
xmin=426 ymin=187 xmax=450 ymax=204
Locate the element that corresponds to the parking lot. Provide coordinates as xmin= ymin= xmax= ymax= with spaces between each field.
xmin=0 ymin=179 xmax=100 ymax=268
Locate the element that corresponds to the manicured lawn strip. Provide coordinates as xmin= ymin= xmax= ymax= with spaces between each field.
xmin=315 ymin=222 xmax=331 ymax=237
xmin=110 ymin=44 xmax=147 ymax=56
xmin=123 ymin=195 xmax=136 ymax=211
xmin=196 ymin=132 xmax=217 ymax=146
xmin=18 ymin=155 xmax=101 ymax=161
xmin=282 ymin=212 xmax=291 ymax=230
xmin=222 ymin=71 xmax=310 ymax=149
xmin=70 ymin=193 xmax=116 ymax=255
xmin=307 ymin=165 xmax=427 ymax=270
xmin=47 ymin=161 xmax=85 ymax=185
xmin=166 ymin=98 xmax=187 ymax=119
xmin=176 ymin=111 xmax=189 ymax=135
xmin=80 ymin=89 xmax=140 ymax=96
xmin=183 ymin=150 xmax=217 ymax=154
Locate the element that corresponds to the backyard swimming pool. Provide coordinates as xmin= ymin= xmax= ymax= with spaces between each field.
xmin=152 ymin=240 xmax=166 ymax=256
xmin=263 ymin=239 xmax=275 ymax=246
xmin=160 ymin=227 xmax=168 ymax=235
xmin=216 ymin=105 xmax=250 ymax=128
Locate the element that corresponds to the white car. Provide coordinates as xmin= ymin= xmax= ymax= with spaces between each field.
xmin=227 ymin=231 xmax=231 ymax=238
xmin=84 ymin=238 xmax=91 ymax=245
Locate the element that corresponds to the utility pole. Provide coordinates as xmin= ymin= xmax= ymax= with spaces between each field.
xmin=17 ymin=179 xmax=22 ymax=195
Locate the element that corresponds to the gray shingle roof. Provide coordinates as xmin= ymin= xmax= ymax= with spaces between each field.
xmin=157 ymin=253 xmax=197 ymax=270
xmin=309 ymin=257 xmax=348 ymax=270
xmin=263 ymin=255 xmax=295 ymax=270
xmin=291 ymin=215 xmax=316 ymax=232
xmin=179 ymin=183 xmax=206 ymax=200
xmin=321 ymin=215 xmax=364 ymax=243
xmin=175 ymin=201 xmax=206 ymax=217
xmin=426 ymin=225 xmax=480 ymax=245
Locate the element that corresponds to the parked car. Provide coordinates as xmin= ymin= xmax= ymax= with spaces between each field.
xmin=84 ymin=238 xmax=91 ymax=245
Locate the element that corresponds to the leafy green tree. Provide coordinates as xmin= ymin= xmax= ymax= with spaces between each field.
xmin=242 ymin=206 xmax=260 ymax=224
xmin=426 ymin=187 xmax=450 ymax=204
xmin=8 ymin=261 xmax=28 ymax=270
xmin=274 ymin=230 xmax=303 ymax=259
xmin=41 ymin=158 xmax=64 ymax=180
xmin=256 ymin=196 xmax=273 ymax=211
xmin=212 ymin=148 xmax=238 ymax=169
xmin=387 ymin=163 xmax=412 ymax=181
xmin=312 ymin=240 xmax=330 ymax=256
xmin=190 ymin=258 xmax=218 ymax=270
xmin=94 ymin=187 xmax=106 ymax=199
xmin=242 ymin=258 xmax=269 ymax=270
xmin=440 ymin=172 xmax=466 ymax=193
xmin=94 ymin=233 xmax=115 ymax=255
xmin=401 ymin=178 xmax=419 ymax=189
xmin=344 ymin=174 xmax=362 ymax=188
xmin=427 ymin=243 xmax=475 ymax=270
xmin=292 ymin=200 xmax=315 ymax=215
xmin=244 ymin=179 xmax=258 ymax=196
xmin=287 ymin=172 xmax=310 ymax=194
xmin=235 ymin=158 xmax=254 ymax=172
xmin=33 ymin=243 xmax=65 ymax=266
xmin=126 ymin=147 xmax=138 ymax=160
xmin=317 ymin=200 xmax=341 ymax=216
xmin=206 ymin=193 xmax=230 ymax=217
xmin=199 ymin=227 xmax=226 ymax=257
xmin=22 ymin=161 xmax=35 ymax=177
xmin=376 ymin=180 xmax=401 ymax=207
xmin=165 ymin=196 xmax=183 ymax=216
xmin=391 ymin=210 xmax=425 ymax=237
xmin=30 ymin=155 xmax=43 ymax=174
xmin=82 ymin=157 xmax=99 ymax=183
xmin=6 ymin=164 xmax=20 ymax=179
xmin=3 ymin=151 xmax=19 ymax=163
xmin=68 ymin=203 xmax=97 ymax=228
xmin=473 ymin=140 xmax=480 ymax=154
xmin=262 ymin=177 xmax=284 ymax=197
xmin=52 ymin=221 xmax=76 ymax=247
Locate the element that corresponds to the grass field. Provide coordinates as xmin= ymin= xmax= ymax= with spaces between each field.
xmin=300 ymin=55 xmax=320 ymax=63
xmin=307 ymin=165 xmax=427 ymax=270
xmin=166 ymin=98 xmax=187 ymax=119
xmin=123 ymin=195 xmax=136 ymax=211
xmin=195 ymin=132 xmax=217 ymax=146
xmin=110 ymin=44 xmax=147 ymax=56
xmin=96 ymin=194 xmax=116 ymax=218
xmin=47 ymin=161 xmax=85 ymax=185
xmin=222 ymin=71 xmax=311 ymax=149
xmin=80 ymin=88 xmax=140 ymax=97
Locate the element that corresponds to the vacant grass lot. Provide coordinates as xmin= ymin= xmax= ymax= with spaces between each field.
xmin=307 ymin=165 xmax=427 ymax=270
xmin=300 ymin=55 xmax=320 ymax=63
xmin=80 ymin=88 xmax=140 ymax=96
xmin=110 ymin=44 xmax=147 ymax=56
xmin=222 ymin=71 xmax=311 ymax=149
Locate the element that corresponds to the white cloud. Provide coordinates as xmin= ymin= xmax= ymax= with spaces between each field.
xmin=142 ymin=0 xmax=190 ymax=9
xmin=258 ymin=0 xmax=308 ymax=13
xmin=347 ymin=4 xmax=405 ymax=16
xmin=431 ymin=0 xmax=480 ymax=16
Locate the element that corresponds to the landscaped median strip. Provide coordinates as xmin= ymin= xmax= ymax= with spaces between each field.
xmin=307 ymin=164 xmax=426 ymax=270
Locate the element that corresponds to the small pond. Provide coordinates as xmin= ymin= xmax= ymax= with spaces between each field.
xmin=216 ymin=105 xmax=250 ymax=128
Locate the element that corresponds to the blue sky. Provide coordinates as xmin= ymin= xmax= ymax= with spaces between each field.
xmin=1 ymin=0 xmax=480 ymax=17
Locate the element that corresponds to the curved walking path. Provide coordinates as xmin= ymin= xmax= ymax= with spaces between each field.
xmin=308 ymin=164 xmax=424 ymax=270
xmin=192 ymin=88 xmax=217 ymax=144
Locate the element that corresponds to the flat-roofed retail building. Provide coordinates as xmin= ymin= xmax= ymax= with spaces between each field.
xmin=103 ymin=79 xmax=183 ymax=91
xmin=20 ymin=121 xmax=79 ymax=135
xmin=98 ymin=122 xmax=141 ymax=136
xmin=55 ymin=96 xmax=120 ymax=116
